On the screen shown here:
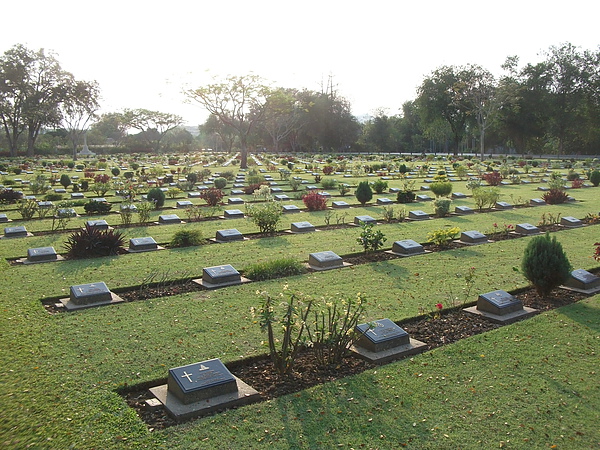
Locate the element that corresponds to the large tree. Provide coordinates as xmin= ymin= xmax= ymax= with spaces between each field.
xmin=88 ymin=112 xmax=129 ymax=146
xmin=123 ymin=108 xmax=183 ymax=153
xmin=185 ymin=74 xmax=270 ymax=168
xmin=261 ymin=87 xmax=307 ymax=152
xmin=60 ymin=79 xmax=100 ymax=159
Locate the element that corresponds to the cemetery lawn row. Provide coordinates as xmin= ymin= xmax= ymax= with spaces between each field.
xmin=1 ymin=226 xmax=599 ymax=448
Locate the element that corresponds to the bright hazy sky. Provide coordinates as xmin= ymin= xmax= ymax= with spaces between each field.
xmin=2 ymin=0 xmax=598 ymax=126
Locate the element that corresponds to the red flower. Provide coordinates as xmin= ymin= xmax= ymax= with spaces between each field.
xmin=435 ymin=303 xmax=443 ymax=310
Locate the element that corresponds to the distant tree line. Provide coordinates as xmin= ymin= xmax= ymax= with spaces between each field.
xmin=1 ymin=43 xmax=598 ymax=160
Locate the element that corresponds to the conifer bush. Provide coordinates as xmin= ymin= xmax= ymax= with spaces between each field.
xmin=521 ymin=232 xmax=571 ymax=296
xmin=355 ymin=181 xmax=373 ymax=205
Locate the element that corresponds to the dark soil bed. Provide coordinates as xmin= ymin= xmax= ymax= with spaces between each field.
xmin=122 ymin=284 xmax=592 ymax=431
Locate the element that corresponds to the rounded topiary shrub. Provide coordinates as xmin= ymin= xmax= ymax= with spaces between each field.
xmin=355 ymin=181 xmax=373 ymax=205
xmin=213 ymin=177 xmax=227 ymax=189
xmin=590 ymin=170 xmax=600 ymax=187
xmin=147 ymin=187 xmax=166 ymax=209
xmin=397 ymin=190 xmax=415 ymax=204
xmin=521 ymin=232 xmax=571 ymax=296
xmin=430 ymin=181 xmax=453 ymax=197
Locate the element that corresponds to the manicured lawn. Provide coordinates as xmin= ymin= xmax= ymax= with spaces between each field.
xmin=1 ymin=157 xmax=599 ymax=448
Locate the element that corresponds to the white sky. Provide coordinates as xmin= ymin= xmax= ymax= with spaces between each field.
xmin=2 ymin=0 xmax=598 ymax=126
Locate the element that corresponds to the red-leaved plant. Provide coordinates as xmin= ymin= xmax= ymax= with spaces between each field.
xmin=302 ymin=191 xmax=328 ymax=211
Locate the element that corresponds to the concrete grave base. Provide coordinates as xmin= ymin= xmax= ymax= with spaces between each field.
xmin=19 ymin=255 xmax=65 ymax=264
xmin=454 ymin=239 xmax=492 ymax=246
xmin=285 ymin=229 xmax=320 ymax=234
xmin=463 ymin=305 xmax=537 ymax=324
xmin=209 ymin=237 xmax=249 ymax=244
xmin=192 ymin=277 xmax=251 ymax=290
xmin=149 ymin=377 xmax=260 ymax=422
xmin=385 ymin=249 xmax=431 ymax=257
xmin=127 ymin=246 xmax=165 ymax=253
xmin=350 ymin=338 xmax=427 ymax=364
xmin=306 ymin=261 xmax=352 ymax=271
xmin=59 ymin=292 xmax=125 ymax=311
xmin=1 ymin=233 xmax=34 ymax=239
xmin=559 ymin=284 xmax=600 ymax=295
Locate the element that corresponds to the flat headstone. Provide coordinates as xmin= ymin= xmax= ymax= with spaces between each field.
xmin=176 ymin=200 xmax=193 ymax=208
xmin=515 ymin=223 xmax=540 ymax=235
xmin=318 ymin=192 xmax=331 ymax=198
xmin=67 ymin=282 xmax=117 ymax=307
xmin=391 ymin=239 xmax=424 ymax=256
xmin=460 ymin=230 xmax=488 ymax=244
xmin=560 ymin=216 xmax=582 ymax=228
xmin=188 ymin=192 xmax=201 ymax=198
xmin=376 ymin=198 xmax=393 ymax=205
xmin=308 ymin=251 xmax=345 ymax=270
xmin=4 ymin=226 xmax=29 ymax=238
xmin=71 ymin=193 xmax=84 ymax=199
xmin=306 ymin=185 xmax=318 ymax=190
xmin=355 ymin=318 xmax=409 ymax=353
xmin=291 ymin=221 xmax=316 ymax=233
xmin=274 ymin=194 xmax=290 ymax=201
xmin=56 ymin=208 xmax=77 ymax=217
xmin=495 ymin=201 xmax=513 ymax=210
xmin=332 ymin=201 xmax=350 ymax=208
xmin=129 ymin=237 xmax=159 ymax=252
xmin=389 ymin=187 xmax=400 ymax=193
xmin=227 ymin=197 xmax=244 ymax=205
xmin=37 ymin=201 xmax=53 ymax=208
xmin=270 ymin=187 xmax=283 ymax=193
xmin=232 ymin=183 xmax=245 ymax=188
xmin=54 ymin=188 xmax=67 ymax=193
xmin=223 ymin=209 xmax=244 ymax=219
xmin=454 ymin=205 xmax=474 ymax=215
xmin=0 ymin=214 xmax=9 ymax=223
xmin=416 ymin=194 xmax=433 ymax=202
xmin=120 ymin=204 xmax=137 ymax=212
xmin=91 ymin=198 xmax=107 ymax=203
xmin=530 ymin=198 xmax=546 ymax=206
xmin=476 ymin=290 xmax=523 ymax=316
xmin=537 ymin=186 xmax=550 ymax=191
xmin=202 ymin=264 xmax=242 ymax=286
xmin=215 ymin=229 xmax=244 ymax=242
xmin=166 ymin=359 xmax=237 ymax=405
xmin=564 ymin=269 xmax=600 ymax=292
xmin=451 ymin=192 xmax=467 ymax=199
xmin=230 ymin=189 xmax=244 ymax=195
xmin=158 ymin=214 xmax=181 ymax=224
xmin=354 ymin=215 xmax=377 ymax=225
xmin=282 ymin=204 xmax=301 ymax=213
xmin=420 ymin=185 xmax=431 ymax=191
xmin=26 ymin=246 xmax=58 ymax=263
xmin=408 ymin=210 xmax=429 ymax=220
xmin=86 ymin=219 xmax=109 ymax=229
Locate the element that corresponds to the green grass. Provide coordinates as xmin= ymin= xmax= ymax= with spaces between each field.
xmin=1 ymin=159 xmax=599 ymax=448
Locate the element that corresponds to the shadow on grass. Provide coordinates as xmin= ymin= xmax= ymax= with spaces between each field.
xmin=559 ymin=298 xmax=600 ymax=333
xmin=54 ymin=254 xmax=121 ymax=276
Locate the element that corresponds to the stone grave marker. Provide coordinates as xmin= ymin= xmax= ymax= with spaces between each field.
xmin=215 ymin=229 xmax=244 ymax=243
xmin=270 ymin=187 xmax=283 ymax=194
xmin=390 ymin=239 xmax=425 ymax=256
xmin=562 ymin=269 xmax=600 ymax=293
xmin=0 ymin=213 xmax=9 ymax=223
xmin=389 ymin=187 xmax=400 ymax=193
xmin=188 ymin=192 xmax=201 ymax=198
xmin=37 ymin=201 xmax=53 ymax=209
xmin=158 ymin=214 xmax=182 ymax=224
xmin=54 ymin=188 xmax=67 ymax=193
xmin=332 ymin=201 xmax=350 ymax=208
xmin=86 ymin=219 xmax=109 ymax=230
xmin=3 ymin=226 xmax=30 ymax=238
xmin=515 ymin=223 xmax=540 ymax=235
xmin=128 ymin=237 xmax=162 ymax=253
xmin=57 ymin=208 xmax=77 ymax=217
xmin=230 ymin=189 xmax=244 ymax=195
xmin=149 ymin=358 xmax=260 ymax=422
xmin=451 ymin=192 xmax=467 ymax=199
xmin=120 ymin=204 xmax=137 ymax=212
xmin=223 ymin=209 xmax=244 ymax=219
xmin=420 ymin=185 xmax=431 ymax=191
xmin=70 ymin=192 xmax=85 ymax=199
xmin=308 ymin=251 xmax=349 ymax=270
xmin=354 ymin=215 xmax=377 ymax=225
xmin=61 ymin=281 xmax=124 ymax=310
xmin=537 ymin=186 xmax=550 ymax=191
xmin=319 ymin=192 xmax=331 ymax=198
xmin=495 ymin=201 xmax=513 ymax=210
xmin=454 ymin=205 xmax=473 ymax=215
xmin=24 ymin=246 xmax=62 ymax=264
xmin=464 ymin=289 xmax=536 ymax=323
xmin=306 ymin=185 xmax=318 ymax=190
xmin=227 ymin=197 xmax=244 ymax=205
xmin=195 ymin=264 xmax=248 ymax=289
xmin=376 ymin=198 xmax=393 ymax=205
xmin=560 ymin=216 xmax=582 ymax=228
xmin=291 ymin=221 xmax=316 ymax=233
xmin=529 ymin=198 xmax=546 ymax=206
xmin=281 ymin=204 xmax=300 ymax=213
xmin=408 ymin=210 xmax=429 ymax=220
xmin=416 ymin=194 xmax=433 ymax=201
xmin=91 ymin=197 xmax=107 ymax=203
xmin=176 ymin=200 xmax=193 ymax=208
xmin=274 ymin=194 xmax=290 ymax=201
xmin=460 ymin=230 xmax=488 ymax=245
xmin=351 ymin=318 xmax=426 ymax=363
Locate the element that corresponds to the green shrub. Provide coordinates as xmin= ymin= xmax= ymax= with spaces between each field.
xmin=246 ymin=201 xmax=283 ymax=235
xmin=427 ymin=226 xmax=460 ymax=248
xmin=355 ymin=181 xmax=373 ymax=205
xmin=434 ymin=198 xmax=452 ymax=217
xmin=521 ymin=232 xmax=571 ymax=296
xmin=371 ymin=179 xmax=388 ymax=194
xmin=65 ymin=224 xmax=125 ymax=258
xmin=542 ymin=189 xmax=569 ymax=205
xmin=472 ymin=187 xmax=500 ymax=211
xmin=166 ymin=187 xmax=183 ymax=199
xmin=214 ymin=177 xmax=227 ymax=189
xmin=200 ymin=187 xmax=224 ymax=206
xmin=397 ymin=190 xmax=415 ymax=203
xmin=357 ymin=222 xmax=386 ymax=253
xmin=147 ymin=187 xmax=166 ymax=209
xmin=589 ymin=170 xmax=600 ymax=187
xmin=136 ymin=201 xmax=154 ymax=223
xmin=338 ymin=183 xmax=350 ymax=196
xmin=430 ymin=180 xmax=453 ymax=197
xmin=16 ymin=199 xmax=38 ymax=220
xmin=170 ymin=229 xmax=205 ymax=248
xmin=59 ymin=174 xmax=71 ymax=189
xmin=244 ymin=258 xmax=305 ymax=281
xmin=84 ymin=200 xmax=112 ymax=215
xmin=321 ymin=178 xmax=337 ymax=190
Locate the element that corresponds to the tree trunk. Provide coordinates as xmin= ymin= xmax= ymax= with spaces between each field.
xmin=480 ymin=127 xmax=485 ymax=160
xmin=240 ymin=136 xmax=248 ymax=169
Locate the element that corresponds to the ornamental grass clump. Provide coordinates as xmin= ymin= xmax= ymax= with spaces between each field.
xmin=170 ymin=229 xmax=205 ymax=248
xmin=521 ymin=232 xmax=571 ymax=297
xmin=65 ymin=224 xmax=125 ymax=258
xmin=244 ymin=257 xmax=306 ymax=281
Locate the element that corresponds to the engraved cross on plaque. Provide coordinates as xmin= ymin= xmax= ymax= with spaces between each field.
xmin=181 ymin=371 xmax=193 ymax=382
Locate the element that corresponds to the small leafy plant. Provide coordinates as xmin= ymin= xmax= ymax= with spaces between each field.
xmin=244 ymin=258 xmax=306 ymax=281
xmin=199 ymin=187 xmax=224 ymax=206
xmin=542 ymin=188 xmax=569 ymax=205
xmin=170 ymin=229 xmax=205 ymax=247
xmin=427 ymin=226 xmax=460 ymax=248
xmin=357 ymin=222 xmax=386 ymax=253
xmin=302 ymin=191 xmax=328 ymax=211
xmin=246 ymin=201 xmax=283 ymax=235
